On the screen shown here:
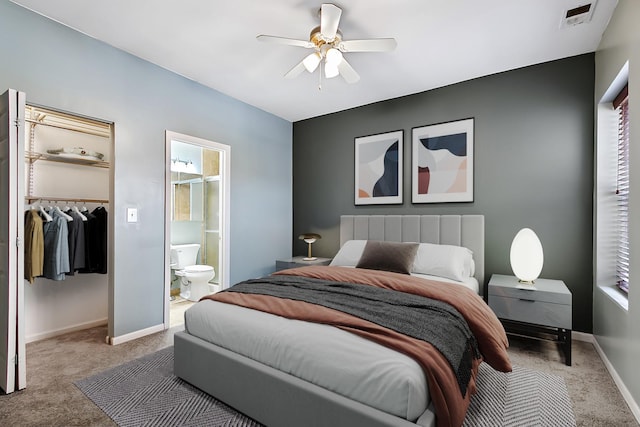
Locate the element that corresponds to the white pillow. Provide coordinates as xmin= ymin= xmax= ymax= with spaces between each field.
xmin=330 ymin=240 xmax=368 ymax=267
xmin=331 ymin=240 xmax=475 ymax=282
xmin=412 ymin=242 xmax=474 ymax=282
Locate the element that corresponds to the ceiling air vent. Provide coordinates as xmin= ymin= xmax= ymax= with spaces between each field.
xmin=560 ymin=2 xmax=596 ymax=28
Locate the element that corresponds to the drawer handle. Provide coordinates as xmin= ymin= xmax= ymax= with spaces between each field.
xmin=519 ymin=298 xmax=535 ymax=302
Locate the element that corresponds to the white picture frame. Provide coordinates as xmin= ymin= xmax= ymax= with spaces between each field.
xmin=354 ymin=130 xmax=403 ymax=205
xmin=411 ymin=118 xmax=474 ymax=203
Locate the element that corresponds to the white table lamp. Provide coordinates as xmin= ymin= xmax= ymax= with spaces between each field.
xmin=510 ymin=228 xmax=544 ymax=285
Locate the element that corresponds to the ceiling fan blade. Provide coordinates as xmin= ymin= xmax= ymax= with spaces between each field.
xmin=338 ymin=38 xmax=397 ymax=53
xmin=257 ymin=35 xmax=314 ymax=49
xmin=320 ymin=3 xmax=342 ymax=40
xmin=284 ymin=59 xmax=307 ymax=79
xmin=337 ymin=58 xmax=360 ymax=84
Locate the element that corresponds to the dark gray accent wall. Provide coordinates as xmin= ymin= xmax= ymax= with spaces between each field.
xmin=293 ymin=54 xmax=595 ymax=333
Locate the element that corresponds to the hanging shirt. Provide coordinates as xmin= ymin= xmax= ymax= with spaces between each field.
xmin=43 ymin=209 xmax=70 ymax=281
xmin=66 ymin=210 xmax=86 ymax=275
xmin=79 ymin=207 xmax=107 ymax=274
xmin=79 ymin=210 xmax=96 ymax=274
xmin=24 ymin=209 xmax=44 ymax=283
xmin=92 ymin=206 xmax=108 ymax=274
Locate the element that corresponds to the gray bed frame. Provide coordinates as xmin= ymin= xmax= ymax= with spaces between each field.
xmin=174 ymin=214 xmax=484 ymax=427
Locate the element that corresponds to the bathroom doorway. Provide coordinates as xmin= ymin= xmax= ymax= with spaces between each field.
xmin=164 ymin=131 xmax=230 ymax=329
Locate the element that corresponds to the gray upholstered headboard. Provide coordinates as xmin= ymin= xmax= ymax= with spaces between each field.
xmin=340 ymin=215 xmax=485 ymax=295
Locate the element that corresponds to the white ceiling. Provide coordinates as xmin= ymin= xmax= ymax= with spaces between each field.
xmin=12 ymin=0 xmax=617 ymax=122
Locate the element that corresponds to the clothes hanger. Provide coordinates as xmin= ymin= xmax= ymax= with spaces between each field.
xmin=39 ymin=205 xmax=53 ymax=222
xmin=54 ymin=205 xmax=73 ymax=222
xmin=72 ymin=204 xmax=88 ymax=221
xmin=36 ymin=200 xmax=53 ymax=222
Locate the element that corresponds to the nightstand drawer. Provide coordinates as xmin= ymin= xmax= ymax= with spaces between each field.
xmin=275 ymin=257 xmax=332 ymax=271
xmin=488 ymin=276 xmax=571 ymax=305
xmin=275 ymin=260 xmax=299 ymax=270
xmin=490 ymin=295 xmax=572 ymax=329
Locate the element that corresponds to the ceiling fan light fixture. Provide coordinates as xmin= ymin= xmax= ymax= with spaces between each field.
xmin=303 ymin=52 xmax=322 ymax=72
xmin=258 ymin=3 xmax=397 ymax=85
xmin=325 ymin=62 xmax=339 ymax=79
xmin=325 ymin=48 xmax=343 ymax=66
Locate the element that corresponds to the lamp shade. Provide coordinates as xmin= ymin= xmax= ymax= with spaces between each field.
xmin=299 ymin=233 xmax=321 ymax=244
xmin=510 ymin=228 xmax=544 ymax=284
xmin=303 ymin=52 xmax=321 ymax=73
xmin=325 ymin=48 xmax=343 ymax=65
xmin=324 ymin=62 xmax=339 ymax=79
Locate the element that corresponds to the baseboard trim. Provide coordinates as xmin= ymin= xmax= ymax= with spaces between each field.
xmin=26 ymin=318 xmax=108 ymax=344
xmin=588 ymin=334 xmax=640 ymax=423
xmin=571 ymin=330 xmax=594 ymax=343
xmin=108 ymin=323 xmax=165 ymax=346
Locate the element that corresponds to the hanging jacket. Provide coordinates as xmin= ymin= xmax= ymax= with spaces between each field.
xmin=24 ymin=209 xmax=44 ymax=283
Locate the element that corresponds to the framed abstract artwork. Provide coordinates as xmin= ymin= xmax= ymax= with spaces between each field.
xmin=411 ymin=118 xmax=474 ymax=203
xmin=354 ymin=130 xmax=403 ymax=205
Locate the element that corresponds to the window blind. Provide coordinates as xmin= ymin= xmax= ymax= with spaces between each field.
xmin=615 ymin=84 xmax=629 ymax=293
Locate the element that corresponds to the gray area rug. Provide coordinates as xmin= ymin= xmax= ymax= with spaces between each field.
xmin=463 ymin=363 xmax=576 ymax=427
xmin=76 ymin=346 xmax=576 ymax=427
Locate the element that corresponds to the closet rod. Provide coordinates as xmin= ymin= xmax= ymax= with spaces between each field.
xmin=25 ymin=196 xmax=109 ymax=204
xmin=24 ymin=118 xmax=111 ymax=139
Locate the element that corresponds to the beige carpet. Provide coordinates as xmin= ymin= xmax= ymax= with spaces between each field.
xmin=0 ymin=325 xmax=637 ymax=426
xmin=506 ymin=335 xmax=637 ymax=427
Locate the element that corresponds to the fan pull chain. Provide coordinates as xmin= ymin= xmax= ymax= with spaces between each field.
xmin=318 ymin=65 xmax=323 ymax=91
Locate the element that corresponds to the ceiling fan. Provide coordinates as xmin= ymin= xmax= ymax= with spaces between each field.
xmin=257 ymin=3 xmax=397 ymax=85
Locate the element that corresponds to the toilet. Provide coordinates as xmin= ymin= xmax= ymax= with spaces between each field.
xmin=170 ymin=243 xmax=216 ymax=301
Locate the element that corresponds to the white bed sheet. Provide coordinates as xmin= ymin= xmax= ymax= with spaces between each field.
xmin=410 ymin=272 xmax=479 ymax=293
xmin=185 ymin=299 xmax=429 ymax=421
xmin=332 ymin=266 xmax=479 ymax=293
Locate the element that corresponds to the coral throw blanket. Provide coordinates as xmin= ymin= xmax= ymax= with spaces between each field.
xmin=204 ymin=266 xmax=511 ymax=427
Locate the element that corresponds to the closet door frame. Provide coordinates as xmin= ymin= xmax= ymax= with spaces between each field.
xmin=0 ymin=88 xmax=26 ymax=393
xmin=163 ymin=131 xmax=230 ymax=329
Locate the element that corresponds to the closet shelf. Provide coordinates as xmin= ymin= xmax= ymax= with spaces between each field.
xmin=25 ymin=151 xmax=109 ymax=168
xmin=25 ymin=196 xmax=109 ymax=204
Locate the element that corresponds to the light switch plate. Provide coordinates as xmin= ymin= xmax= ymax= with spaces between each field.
xmin=127 ymin=207 xmax=138 ymax=223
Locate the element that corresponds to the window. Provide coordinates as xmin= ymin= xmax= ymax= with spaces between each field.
xmin=614 ymin=84 xmax=630 ymax=293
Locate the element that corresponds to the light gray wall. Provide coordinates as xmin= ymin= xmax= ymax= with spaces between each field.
xmin=0 ymin=0 xmax=292 ymax=338
xmin=594 ymin=0 xmax=640 ymax=414
xmin=293 ymin=54 xmax=595 ymax=333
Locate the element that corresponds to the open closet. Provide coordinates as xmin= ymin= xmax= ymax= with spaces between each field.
xmin=2 ymin=89 xmax=115 ymax=394
xmin=23 ymin=104 xmax=112 ymax=343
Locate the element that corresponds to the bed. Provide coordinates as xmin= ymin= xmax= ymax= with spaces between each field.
xmin=174 ymin=215 xmax=510 ymax=427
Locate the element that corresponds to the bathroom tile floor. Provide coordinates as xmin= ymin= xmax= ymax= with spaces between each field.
xmin=169 ymin=296 xmax=194 ymax=328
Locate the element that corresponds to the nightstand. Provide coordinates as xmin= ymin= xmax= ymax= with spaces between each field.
xmin=275 ymin=256 xmax=332 ymax=271
xmin=488 ymin=274 xmax=572 ymax=366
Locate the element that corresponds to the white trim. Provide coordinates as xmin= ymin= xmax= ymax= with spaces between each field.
xmin=107 ymin=323 xmax=164 ymax=346
xmin=599 ymin=61 xmax=629 ymax=104
xmin=592 ymin=335 xmax=640 ymax=423
xmin=164 ymin=133 xmax=171 ymax=329
xmin=598 ymin=284 xmax=629 ymax=311
xmin=25 ymin=318 xmax=108 ymax=344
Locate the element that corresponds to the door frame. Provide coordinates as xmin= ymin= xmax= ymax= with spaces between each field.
xmin=163 ymin=131 xmax=230 ymax=329
xmin=0 ymin=89 xmax=26 ymax=393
